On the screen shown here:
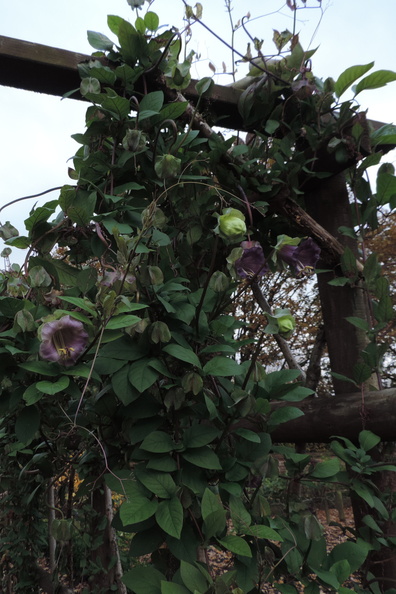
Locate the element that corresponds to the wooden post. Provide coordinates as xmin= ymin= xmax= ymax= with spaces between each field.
xmin=305 ymin=173 xmax=396 ymax=591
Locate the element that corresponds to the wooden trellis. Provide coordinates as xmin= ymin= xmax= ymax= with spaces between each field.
xmin=0 ymin=34 xmax=395 ymax=444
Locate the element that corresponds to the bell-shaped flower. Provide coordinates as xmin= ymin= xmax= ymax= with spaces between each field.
xmin=39 ymin=315 xmax=88 ymax=367
xmin=277 ymin=236 xmax=321 ymax=276
xmin=235 ymin=240 xmax=268 ymax=278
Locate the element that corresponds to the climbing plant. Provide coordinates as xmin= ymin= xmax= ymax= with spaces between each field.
xmin=0 ymin=1 xmax=396 ymax=592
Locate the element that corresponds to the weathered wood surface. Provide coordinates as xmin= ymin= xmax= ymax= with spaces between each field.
xmin=270 ymin=389 xmax=396 ymax=444
xmin=0 ymin=34 xmax=389 ymax=134
xmin=0 ymin=34 xmax=243 ymax=127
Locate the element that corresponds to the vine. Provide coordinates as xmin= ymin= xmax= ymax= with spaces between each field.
xmin=0 ymin=1 xmax=395 ymax=592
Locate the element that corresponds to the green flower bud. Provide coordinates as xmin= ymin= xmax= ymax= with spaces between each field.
xmin=155 ymin=154 xmax=181 ymax=179
xmin=218 ymin=208 xmax=246 ymax=241
xmin=122 ymin=129 xmax=147 ymax=152
xmin=265 ymin=308 xmax=296 ymax=339
xmin=277 ymin=312 xmax=296 ymax=338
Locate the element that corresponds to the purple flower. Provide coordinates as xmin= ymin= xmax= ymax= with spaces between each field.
xmin=39 ymin=315 xmax=88 ymax=367
xmin=236 ymin=241 xmax=268 ymax=278
xmin=279 ymin=238 xmax=321 ymax=277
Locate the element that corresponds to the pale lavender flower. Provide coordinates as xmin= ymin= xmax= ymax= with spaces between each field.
xmin=39 ymin=315 xmax=88 ymax=367
xmin=236 ymin=240 xmax=268 ymax=278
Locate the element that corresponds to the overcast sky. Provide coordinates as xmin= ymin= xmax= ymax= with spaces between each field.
xmin=1 ymin=0 xmax=395 ymax=264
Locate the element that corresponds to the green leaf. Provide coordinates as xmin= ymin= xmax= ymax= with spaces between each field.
xmin=15 ymin=406 xmax=40 ymax=444
xmin=371 ymin=495 xmax=389 ymax=519
xmin=309 ymin=458 xmax=340 ymax=478
xmin=144 ymin=10 xmax=159 ymax=31
xmin=371 ymin=124 xmax=396 ymax=146
xmin=334 ymin=62 xmax=374 ymax=97
xmin=312 ymin=568 xmax=340 ymax=590
xmin=331 ymin=371 xmax=357 ymax=386
xmin=140 ymin=91 xmax=164 ymax=113
xmin=129 ymin=527 xmax=164 ymax=557
xmin=154 ymin=101 xmax=188 ymax=123
xmin=329 ymin=541 xmax=368 ymax=573
xmin=140 ymin=431 xmax=175 ymax=453
xmin=232 ymin=428 xmax=261 ymax=443
xmin=155 ymin=497 xmax=183 ymax=538
xmin=61 ymin=364 xmax=101 ymax=381
xmin=229 ymin=496 xmax=251 ymax=532
xmin=167 ymin=524 xmax=201 ymax=564
xmin=374 ymin=294 xmax=394 ymax=323
xmin=330 ymin=559 xmax=351 ymax=585
xmin=278 ymin=386 xmax=313 ymax=402
xmin=89 ymin=65 xmax=117 ymax=85
xmin=23 ymin=384 xmax=43 ymax=406
xmin=352 ymin=362 xmax=373 ymax=384
xmin=119 ymin=497 xmax=158 ymax=526
xmin=29 ymin=256 xmax=79 ymax=288
xmin=36 ymin=376 xmax=70 ymax=395
xmin=376 ymin=173 xmax=396 ymax=205
xmin=128 ymin=359 xmax=159 ymax=392
xmin=351 ymin=479 xmax=374 ymax=507
xmin=363 ymin=514 xmax=382 ymax=533
xmin=303 ymin=514 xmax=323 ymax=541
xmin=105 ymin=314 xmax=141 ymax=329
xmin=24 ymin=200 xmax=57 ymax=231
xmin=195 ymin=76 xmax=214 ymax=97
xmin=203 ymin=356 xmax=243 ymax=377
xmin=135 ymin=469 xmax=177 ymax=498
xmin=244 ymin=524 xmax=283 ymax=541
xmin=122 ymin=566 xmax=164 ymax=594
xmin=161 ymin=582 xmax=190 ymax=594
xmin=111 ymin=365 xmax=138 ymax=405
xmin=201 ymin=488 xmax=224 ymax=522
xmin=87 ymin=30 xmax=114 ymax=51
xmin=162 ymin=344 xmax=201 ymax=369
xmin=19 ymin=361 xmax=59 ymax=376
xmin=269 ymin=406 xmax=304 ymax=426
xmin=99 ymin=90 xmax=131 ymax=120
xmin=183 ymin=425 xmax=219 ymax=448
xmin=355 ymin=69 xmax=396 ymax=95
xmin=340 ymin=246 xmax=358 ymax=278
xmin=327 ymin=277 xmax=350 ymax=287
xmin=180 ymin=561 xmax=210 ymax=593
xmin=217 ymin=535 xmax=251 ymax=557
xmin=359 ymin=430 xmax=381 ymax=452
xmin=345 ymin=316 xmax=370 ymax=331
xmin=182 ymin=447 xmax=222 ymax=470
xmin=60 ymin=296 xmax=97 ymax=315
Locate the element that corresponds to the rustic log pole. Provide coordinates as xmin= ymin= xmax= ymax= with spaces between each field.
xmin=305 ymin=173 xmax=396 ymax=591
xmin=270 ymin=389 xmax=396 ymax=444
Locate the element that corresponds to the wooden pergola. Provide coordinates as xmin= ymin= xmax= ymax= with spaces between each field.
xmin=0 ymin=34 xmax=395 ymax=445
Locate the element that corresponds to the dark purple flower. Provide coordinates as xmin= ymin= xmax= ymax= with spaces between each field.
xmin=236 ymin=241 xmax=268 ymax=278
xmin=279 ymin=238 xmax=321 ymax=276
xmin=39 ymin=315 xmax=88 ymax=367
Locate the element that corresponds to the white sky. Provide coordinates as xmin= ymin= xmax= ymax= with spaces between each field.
xmin=0 ymin=0 xmax=395 ymax=264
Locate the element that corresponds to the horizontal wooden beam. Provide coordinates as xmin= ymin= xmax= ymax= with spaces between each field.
xmin=1 ymin=35 xmax=392 ymax=135
xmin=0 ymin=35 xmax=89 ymax=99
xmin=0 ymin=35 xmax=243 ymax=127
xmin=270 ymin=389 xmax=396 ymax=444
